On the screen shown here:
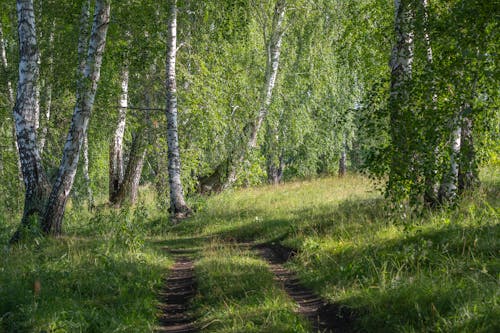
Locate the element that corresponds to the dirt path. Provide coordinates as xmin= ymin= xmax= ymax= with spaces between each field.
xmin=255 ymin=244 xmax=355 ymax=333
xmin=157 ymin=255 xmax=197 ymax=333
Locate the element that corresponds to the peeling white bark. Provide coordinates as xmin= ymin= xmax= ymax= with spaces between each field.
xmin=109 ymin=66 xmax=128 ymax=201
xmin=165 ymin=0 xmax=190 ymax=217
xmin=12 ymin=0 xmax=51 ymax=237
xmin=43 ymin=0 xmax=110 ymax=234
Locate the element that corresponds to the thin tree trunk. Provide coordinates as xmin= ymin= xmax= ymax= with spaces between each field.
xmin=388 ymin=0 xmax=415 ymax=197
xmin=83 ymin=134 xmax=94 ymax=209
xmin=439 ymin=118 xmax=461 ymax=203
xmin=421 ymin=0 xmax=440 ymax=206
xmin=0 ymin=21 xmax=24 ymax=184
xmin=264 ymin=113 xmax=285 ymax=184
xmin=165 ymin=0 xmax=190 ymax=218
xmin=38 ymin=22 xmax=55 ymax=155
xmin=109 ymin=66 xmax=129 ymax=202
xmin=458 ymin=108 xmax=479 ymax=192
xmin=224 ymin=0 xmax=286 ymax=188
xmin=112 ymin=131 xmax=147 ymax=206
xmin=339 ymin=134 xmax=347 ymax=177
xmin=42 ymin=0 xmax=110 ymax=235
xmin=10 ymin=0 xmax=51 ymax=242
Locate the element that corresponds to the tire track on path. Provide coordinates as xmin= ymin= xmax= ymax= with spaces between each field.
xmin=255 ymin=244 xmax=355 ymax=333
xmin=156 ymin=253 xmax=197 ymax=333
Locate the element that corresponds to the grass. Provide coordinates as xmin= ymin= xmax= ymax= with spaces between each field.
xmin=1 ymin=169 xmax=498 ymax=332
xmin=165 ymin=171 xmax=499 ymax=332
xmin=0 ymin=203 xmax=172 ymax=332
xmin=192 ymin=242 xmax=309 ymax=332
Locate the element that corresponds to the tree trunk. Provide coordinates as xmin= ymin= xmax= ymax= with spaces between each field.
xmin=458 ymin=109 xmax=479 ymax=192
xmin=421 ymin=0 xmax=440 ymax=207
xmin=338 ymin=134 xmax=347 ymax=177
xmin=42 ymin=0 xmax=110 ymax=235
xmin=264 ymin=116 xmax=284 ymax=184
xmin=38 ymin=22 xmax=55 ymax=155
xmin=0 ymin=21 xmax=24 ymax=185
xmin=439 ymin=118 xmax=461 ymax=203
xmin=83 ymin=133 xmax=94 ymax=210
xmin=224 ymin=0 xmax=286 ymax=189
xmin=109 ymin=67 xmax=129 ymax=201
xmin=388 ymin=0 xmax=415 ymax=197
xmin=165 ymin=0 xmax=190 ymax=218
xmin=10 ymin=0 xmax=51 ymax=242
xmin=112 ymin=131 xmax=147 ymax=206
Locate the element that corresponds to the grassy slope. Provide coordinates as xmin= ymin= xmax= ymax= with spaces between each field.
xmin=167 ymin=171 xmax=499 ymax=333
xmin=1 ymin=169 xmax=498 ymax=332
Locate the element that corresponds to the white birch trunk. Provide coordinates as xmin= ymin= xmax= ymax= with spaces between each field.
xmin=38 ymin=22 xmax=55 ymax=154
xmin=109 ymin=66 xmax=128 ymax=201
xmin=0 ymin=21 xmax=24 ymax=184
xmin=439 ymin=120 xmax=461 ymax=203
xmin=225 ymin=0 xmax=286 ymax=188
xmin=11 ymin=0 xmax=51 ymax=241
xmin=42 ymin=0 xmax=110 ymax=234
xmin=83 ymin=134 xmax=94 ymax=209
xmin=388 ymin=0 xmax=414 ymax=194
xmin=165 ymin=0 xmax=190 ymax=217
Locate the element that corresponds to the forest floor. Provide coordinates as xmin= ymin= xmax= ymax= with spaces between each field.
xmin=1 ymin=170 xmax=499 ymax=332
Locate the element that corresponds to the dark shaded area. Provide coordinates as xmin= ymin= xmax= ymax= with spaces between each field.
xmin=157 ymin=257 xmax=198 ymax=333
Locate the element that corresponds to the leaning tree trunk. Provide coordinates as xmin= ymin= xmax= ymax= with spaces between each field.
xmin=224 ymin=0 xmax=286 ymax=189
xmin=10 ymin=0 xmax=51 ymax=242
xmin=388 ymin=0 xmax=415 ymax=198
xmin=109 ymin=66 xmax=129 ymax=202
xmin=0 ymin=21 xmax=24 ymax=184
xmin=42 ymin=0 xmax=110 ymax=235
xmin=165 ymin=0 xmax=190 ymax=218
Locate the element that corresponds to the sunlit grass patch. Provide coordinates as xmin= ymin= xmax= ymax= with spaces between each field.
xmin=193 ymin=241 xmax=309 ymax=332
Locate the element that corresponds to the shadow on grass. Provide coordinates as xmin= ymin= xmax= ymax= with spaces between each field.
xmin=0 ymin=236 xmax=169 ymax=332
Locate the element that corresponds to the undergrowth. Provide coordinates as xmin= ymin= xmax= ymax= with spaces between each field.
xmin=0 ymin=201 xmax=172 ymax=332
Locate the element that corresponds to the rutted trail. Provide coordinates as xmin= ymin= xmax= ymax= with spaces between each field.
xmin=255 ymin=244 xmax=355 ymax=333
xmin=157 ymin=255 xmax=197 ymax=333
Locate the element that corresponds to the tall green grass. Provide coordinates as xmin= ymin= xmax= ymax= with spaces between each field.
xmin=168 ymin=171 xmax=499 ymax=332
xmin=0 ymin=202 xmax=172 ymax=332
xmin=1 ymin=169 xmax=498 ymax=332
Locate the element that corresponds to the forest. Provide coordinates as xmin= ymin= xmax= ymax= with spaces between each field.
xmin=0 ymin=0 xmax=498 ymax=332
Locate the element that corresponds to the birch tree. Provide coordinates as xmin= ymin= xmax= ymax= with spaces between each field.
xmin=165 ymin=0 xmax=191 ymax=218
xmin=387 ymin=0 xmax=415 ymax=199
xmin=223 ymin=0 xmax=286 ymax=188
xmin=11 ymin=0 xmax=51 ymax=239
xmin=0 ymin=20 xmax=23 ymax=184
xmin=109 ymin=66 xmax=128 ymax=202
xmin=42 ymin=0 xmax=110 ymax=234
